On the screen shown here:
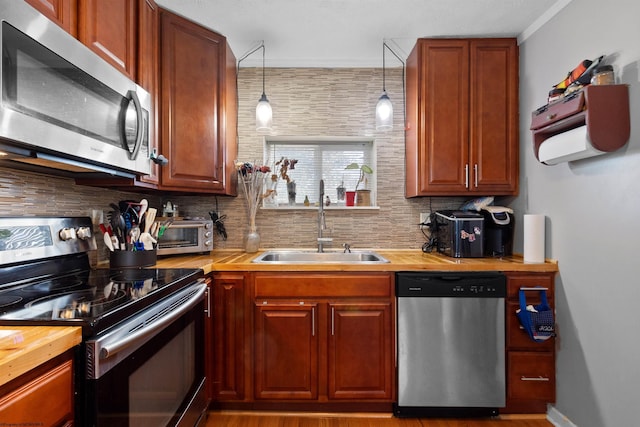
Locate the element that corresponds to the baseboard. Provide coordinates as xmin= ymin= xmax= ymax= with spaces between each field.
xmin=547 ymin=405 xmax=579 ymax=427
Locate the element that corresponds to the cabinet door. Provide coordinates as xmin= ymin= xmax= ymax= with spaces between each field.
xmin=160 ymin=11 xmax=236 ymax=193
xmin=77 ymin=0 xmax=137 ymax=80
xmin=137 ymin=0 xmax=160 ymax=185
xmin=469 ymin=39 xmax=519 ymax=194
xmin=408 ymin=39 xmax=470 ymax=195
xmin=24 ymin=0 xmax=77 ymax=36
xmin=328 ymin=303 xmax=393 ymax=400
xmin=211 ymin=273 xmax=245 ymax=401
xmin=254 ymin=302 xmax=318 ymax=400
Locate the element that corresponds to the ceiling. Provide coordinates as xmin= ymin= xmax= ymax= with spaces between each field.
xmin=155 ymin=0 xmax=569 ymax=68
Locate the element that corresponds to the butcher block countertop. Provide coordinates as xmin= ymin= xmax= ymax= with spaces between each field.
xmin=0 ymin=326 xmax=81 ymax=387
xmin=154 ymin=249 xmax=558 ymax=274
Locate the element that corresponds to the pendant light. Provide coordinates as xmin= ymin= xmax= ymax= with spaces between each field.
xmin=238 ymin=41 xmax=273 ymax=131
xmin=375 ymin=41 xmax=406 ymax=132
xmin=255 ymin=43 xmax=272 ymax=131
xmin=375 ymin=42 xmax=393 ymax=131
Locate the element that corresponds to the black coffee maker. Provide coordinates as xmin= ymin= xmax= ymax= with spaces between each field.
xmin=481 ymin=206 xmax=514 ymax=257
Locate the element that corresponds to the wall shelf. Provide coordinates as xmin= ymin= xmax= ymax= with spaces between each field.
xmin=530 ymin=84 xmax=630 ymax=164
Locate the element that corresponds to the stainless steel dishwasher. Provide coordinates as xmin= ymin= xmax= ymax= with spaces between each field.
xmin=394 ymin=272 xmax=506 ymax=417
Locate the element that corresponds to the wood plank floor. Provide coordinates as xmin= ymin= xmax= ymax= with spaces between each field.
xmin=205 ymin=411 xmax=553 ymax=427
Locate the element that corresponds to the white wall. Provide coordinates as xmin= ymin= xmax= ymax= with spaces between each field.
xmin=516 ymin=0 xmax=640 ymax=425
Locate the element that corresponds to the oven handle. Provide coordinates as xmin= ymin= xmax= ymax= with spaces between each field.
xmin=100 ymin=280 xmax=207 ymax=359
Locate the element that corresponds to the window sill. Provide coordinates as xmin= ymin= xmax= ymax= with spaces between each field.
xmin=261 ymin=205 xmax=380 ymax=211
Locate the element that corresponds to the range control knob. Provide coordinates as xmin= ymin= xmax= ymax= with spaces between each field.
xmin=76 ymin=227 xmax=92 ymax=240
xmin=59 ymin=227 xmax=77 ymax=241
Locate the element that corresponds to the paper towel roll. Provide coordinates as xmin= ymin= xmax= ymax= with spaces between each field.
xmin=524 ymin=214 xmax=545 ymax=263
xmin=538 ymin=125 xmax=606 ymax=165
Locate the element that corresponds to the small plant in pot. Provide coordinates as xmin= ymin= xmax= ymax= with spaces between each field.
xmin=344 ymin=163 xmax=373 ymax=206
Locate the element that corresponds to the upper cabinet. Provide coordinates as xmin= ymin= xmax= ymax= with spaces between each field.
xmin=77 ymin=0 xmax=137 ymax=80
xmin=405 ymin=38 xmax=519 ymax=197
xmin=24 ymin=0 xmax=77 ymax=36
xmin=159 ymin=10 xmax=237 ymax=194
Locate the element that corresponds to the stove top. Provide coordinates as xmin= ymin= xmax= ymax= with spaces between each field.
xmin=0 ymin=266 xmax=203 ymax=336
xmin=0 ymin=216 xmax=203 ymax=337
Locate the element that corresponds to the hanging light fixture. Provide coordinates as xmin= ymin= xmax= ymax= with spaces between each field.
xmin=255 ymin=43 xmax=272 ymax=131
xmin=375 ymin=42 xmax=393 ymax=131
xmin=375 ymin=41 xmax=405 ymax=132
xmin=238 ymin=41 xmax=273 ymax=131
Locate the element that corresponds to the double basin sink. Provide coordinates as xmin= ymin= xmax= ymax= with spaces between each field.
xmin=252 ymin=250 xmax=389 ymax=264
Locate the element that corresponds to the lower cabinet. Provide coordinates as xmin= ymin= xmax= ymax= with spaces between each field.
xmin=503 ymin=272 xmax=556 ymax=413
xmin=209 ymin=271 xmax=395 ymax=408
xmin=209 ymin=272 xmax=245 ymax=402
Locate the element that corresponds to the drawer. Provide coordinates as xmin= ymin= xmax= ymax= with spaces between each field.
xmin=507 ymin=352 xmax=555 ymax=401
xmin=506 ymin=273 xmax=554 ymax=301
xmin=506 ymin=302 xmax=555 ymax=351
xmin=530 ymin=91 xmax=585 ymax=130
xmin=254 ymin=273 xmax=393 ymax=298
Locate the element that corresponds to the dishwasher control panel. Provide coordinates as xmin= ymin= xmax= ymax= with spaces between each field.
xmin=396 ymin=272 xmax=506 ymax=298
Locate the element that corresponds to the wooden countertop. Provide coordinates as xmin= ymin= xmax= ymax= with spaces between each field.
xmin=0 ymin=326 xmax=81 ymax=387
xmin=154 ymin=249 xmax=558 ymax=274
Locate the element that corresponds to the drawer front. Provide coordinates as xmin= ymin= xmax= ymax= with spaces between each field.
xmin=506 ymin=273 xmax=554 ymax=301
xmin=530 ymin=91 xmax=585 ymax=130
xmin=0 ymin=359 xmax=74 ymax=425
xmin=507 ymin=302 xmax=555 ymax=351
xmin=254 ymin=273 xmax=392 ymax=298
xmin=508 ymin=352 xmax=555 ymax=401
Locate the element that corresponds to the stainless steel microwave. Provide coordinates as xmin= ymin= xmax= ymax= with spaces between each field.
xmin=157 ymin=219 xmax=214 ymax=256
xmin=0 ymin=1 xmax=151 ymax=177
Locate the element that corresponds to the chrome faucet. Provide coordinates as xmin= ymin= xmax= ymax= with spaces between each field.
xmin=317 ymin=179 xmax=333 ymax=252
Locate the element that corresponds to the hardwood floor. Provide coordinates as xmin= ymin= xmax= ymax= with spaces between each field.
xmin=205 ymin=411 xmax=553 ymax=427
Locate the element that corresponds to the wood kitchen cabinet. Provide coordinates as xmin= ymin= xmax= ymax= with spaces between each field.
xmin=24 ymin=0 xmax=77 ymax=36
xmin=0 ymin=351 xmax=75 ymax=426
xmin=251 ymin=272 xmax=395 ymax=406
xmin=209 ymin=272 xmax=246 ymax=402
xmin=159 ymin=10 xmax=238 ymax=194
xmin=405 ymin=38 xmax=519 ymax=196
xmin=77 ymin=0 xmax=137 ymax=80
xmin=503 ymin=272 xmax=556 ymax=413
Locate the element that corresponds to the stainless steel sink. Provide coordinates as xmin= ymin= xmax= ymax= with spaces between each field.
xmin=252 ymin=250 xmax=389 ymax=264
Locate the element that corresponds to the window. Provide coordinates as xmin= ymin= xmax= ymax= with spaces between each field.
xmin=264 ymin=137 xmax=376 ymax=207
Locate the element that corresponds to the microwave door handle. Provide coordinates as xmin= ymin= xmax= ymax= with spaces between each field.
xmin=125 ymin=90 xmax=144 ymax=160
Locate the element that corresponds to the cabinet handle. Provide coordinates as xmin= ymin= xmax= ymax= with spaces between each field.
xmin=474 ymin=164 xmax=478 ymax=188
xmin=312 ymin=307 xmax=315 ymax=337
xmin=464 ymin=164 xmax=469 ymax=188
xmin=521 ymin=376 xmax=550 ymax=382
xmin=331 ymin=307 xmax=335 ymax=336
xmin=519 ymin=287 xmax=549 ymax=291
xmin=205 ymin=287 xmax=211 ymax=318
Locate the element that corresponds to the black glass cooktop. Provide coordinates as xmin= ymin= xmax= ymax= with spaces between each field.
xmin=0 ymin=267 xmax=203 ymax=336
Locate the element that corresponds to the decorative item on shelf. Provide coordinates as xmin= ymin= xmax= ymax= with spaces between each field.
xmin=336 ymin=180 xmax=346 ymax=203
xmin=344 ymin=162 xmax=373 ymax=206
xmin=274 ymin=157 xmax=298 ymax=205
xmin=236 ymin=160 xmax=271 ymax=253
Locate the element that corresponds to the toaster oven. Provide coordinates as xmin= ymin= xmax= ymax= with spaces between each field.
xmin=156 ymin=219 xmax=214 ymax=255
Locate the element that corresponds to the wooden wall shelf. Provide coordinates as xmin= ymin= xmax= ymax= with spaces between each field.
xmin=530 ymin=84 xmax=630 ymax=163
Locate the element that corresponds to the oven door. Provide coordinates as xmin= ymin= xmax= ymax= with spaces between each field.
xmin=82 ymin=281 xmax=208 ymax=427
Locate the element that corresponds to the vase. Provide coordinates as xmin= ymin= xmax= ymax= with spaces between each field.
xmin=245 ymin=220 xmax=260 ymax=253
xmin=287 ymin=181 xmax=296 ymax=205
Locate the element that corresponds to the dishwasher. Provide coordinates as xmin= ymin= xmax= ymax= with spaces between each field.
xmin=394 ymin=272 xmax=506 ymax=417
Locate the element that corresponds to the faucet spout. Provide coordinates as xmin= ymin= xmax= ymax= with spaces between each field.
xmin=317 ymin=179 xmax=332 ymax=252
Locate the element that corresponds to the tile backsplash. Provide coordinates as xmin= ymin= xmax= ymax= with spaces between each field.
xmin=0 ymin=67 xmax=469 ymax=262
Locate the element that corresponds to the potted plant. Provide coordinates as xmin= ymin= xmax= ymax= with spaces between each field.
xmin=344 ymin=163 xmax=373 ymax=206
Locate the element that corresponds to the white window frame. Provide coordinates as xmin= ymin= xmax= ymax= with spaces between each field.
xmin=263 ymin=136 xmax=377 ymax=209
